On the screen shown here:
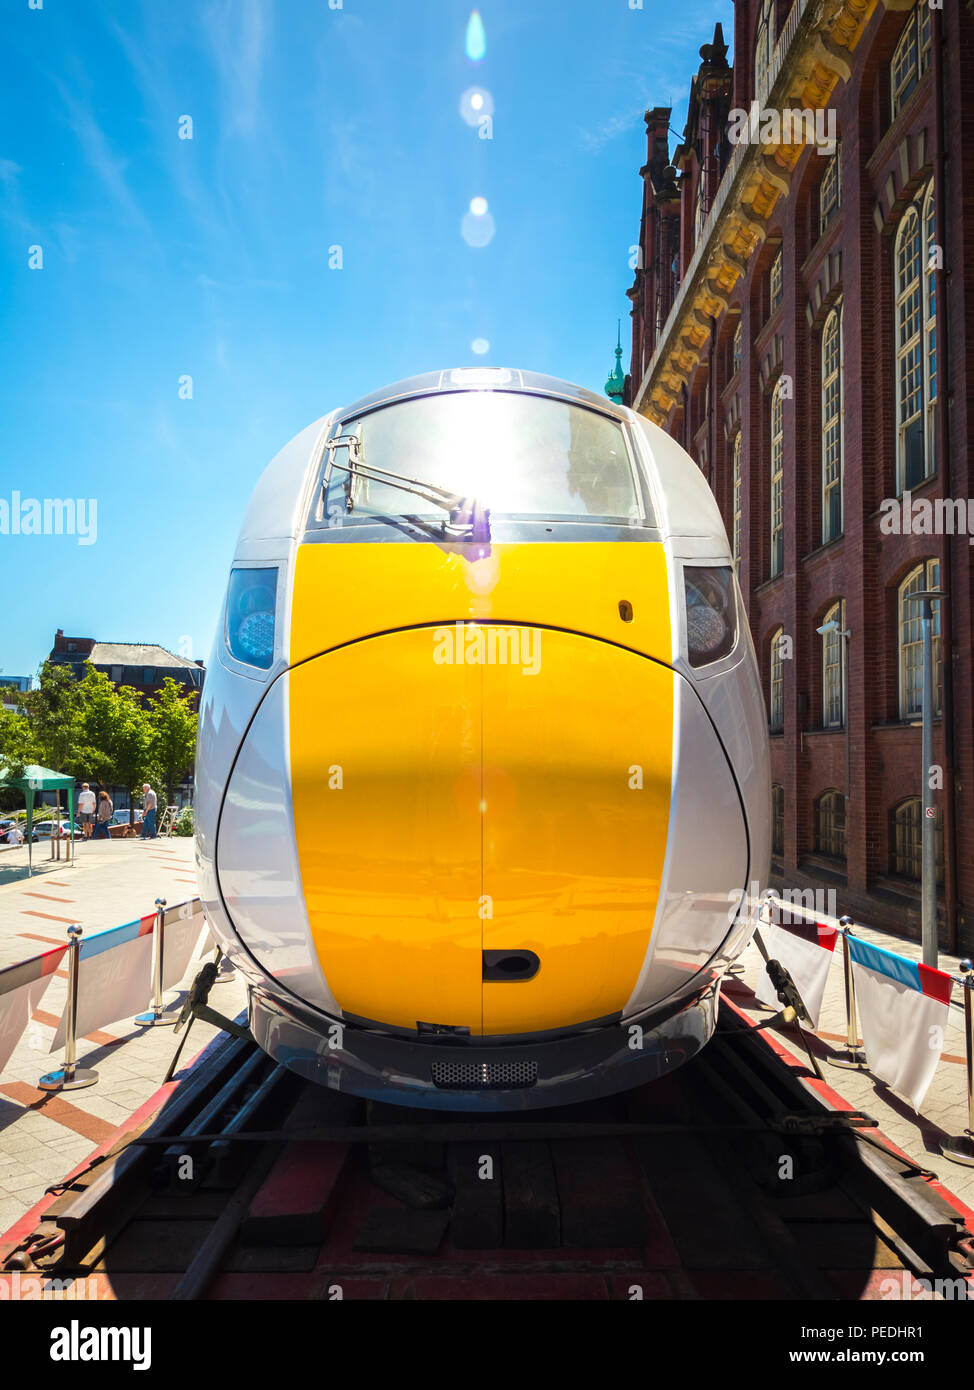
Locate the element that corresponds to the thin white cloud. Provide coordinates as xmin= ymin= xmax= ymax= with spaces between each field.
xmin=579 ymin=102 xmax=652 ymax=154
xmin=202 ymin=0 xmax=269 ymax=141
xmin=49 ymin=72 xmax=153 ymax=236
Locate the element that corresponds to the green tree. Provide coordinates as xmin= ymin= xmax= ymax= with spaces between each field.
xmin=72 ymin=661 xmax=150 ymax=806
xmin=21 ymin=663 xmax=84 ymax=769
xmin=0 ymin=706 xmax=38 ymax=810
xmin=73 ymin=666 xmax=119 ymax=787
xmin=110 ymin=686 xmax=156 ymax=821
xmin=72 ymin=665 xmax=155 ymax=821
xmin=147 ymin=678 xmax=198 ymax=810
xmin=17 ymin=662 xmax=87 ymax=813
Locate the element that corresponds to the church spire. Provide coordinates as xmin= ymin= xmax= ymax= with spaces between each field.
xmin=605 ymin=320 xmax=625 ymax=404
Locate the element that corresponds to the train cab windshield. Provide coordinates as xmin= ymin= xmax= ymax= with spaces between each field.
xmin=319 ymin=391 xmax=649 ymax=528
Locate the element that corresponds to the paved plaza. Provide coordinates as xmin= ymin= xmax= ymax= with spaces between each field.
xmin=0 ymin=835 xmax=246 ymax=1236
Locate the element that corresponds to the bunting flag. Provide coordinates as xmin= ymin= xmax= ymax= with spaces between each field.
xmin=0 ymin=945 xmax=67 ymax=1078
xmin=161 ymin=899 xmax=207 ymax=991
xmin=50 ymin=914 xmax=156 ymax=1052
xmin=848 ymin=936 xmax=953 ymax=1109
xmin=755 ymin=918 xmax=839 ymax=1028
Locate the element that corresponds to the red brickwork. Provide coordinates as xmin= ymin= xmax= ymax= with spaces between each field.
xmin=627 ymin=1 xmax=974 ymax=952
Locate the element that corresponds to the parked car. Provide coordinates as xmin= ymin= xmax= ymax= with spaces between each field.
xmin=111 ymin=809 xmax=143 ymax=826
xmin=30 ymin=819 xmax=82 ymax=841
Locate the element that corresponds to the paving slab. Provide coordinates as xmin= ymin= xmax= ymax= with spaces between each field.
xmin=0 ymin=835 xmax=246 ymax=1229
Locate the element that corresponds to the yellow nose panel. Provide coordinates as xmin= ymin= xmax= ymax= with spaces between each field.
xmin=288 ymin=629 xmax=483 ymax=1032
xmin=481 ymin=633 xmax=672 ymax=1034
xmin=289 ymin=540 xmax=672 ymax=665
xmin=287 ymin=540 xmax=674 ymax=1037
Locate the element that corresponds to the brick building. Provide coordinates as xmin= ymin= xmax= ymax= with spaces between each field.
xmin=48 ymin=631 xmax=205 ymax=710
xmin=624 ymin=0 xmax=973 ymax=952
xmin=0 ymin=676 xmax=33 ymax=712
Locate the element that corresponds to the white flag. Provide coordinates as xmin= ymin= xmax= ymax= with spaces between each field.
xmin=849 ymin=936 xmax=952 ymax=1109
xmin=161 ymin=899 xmax=206 ymax=991
xmin=755 ymin=919 xmax=838 ymax=1028
xmin=0 ymin=946 xmax=66 ymax=1077
xmin=51 ymin=914 xmax=155 ymax=1051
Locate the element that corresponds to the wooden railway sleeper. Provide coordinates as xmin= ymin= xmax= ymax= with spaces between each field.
xmin=158 ymin=1048 xmax=267 ymax=1189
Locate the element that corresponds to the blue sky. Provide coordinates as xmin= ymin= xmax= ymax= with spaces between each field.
xmin=0 ymin=0 xmax=727 ymax=676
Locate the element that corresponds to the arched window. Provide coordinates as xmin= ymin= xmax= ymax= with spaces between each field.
xmin=769 ymin=627 xmax=784 ymax=731
xmin=821 ymin=599 xmax=845 ymax=728
xmin=815 ymin=790 xmax=846 ymax=860
xmin=819 ymin=146 xmax=840 ymax=235
xmin=822 ymin=304 xmax=843 ymax=542
xmin=891 ymin=2 xmax=932 ymax=120
xmin=898 ymin=560 xmax=941 ymax=719
xmin=923 ymin=182 xmax=937 ymax=465
xmin=894 ymin=182 xmax=936 ymax=491
xmin=889 ymin=797 xmax=943 ymax=882
xmin=732 ymin=431 xmax=742 ymax=566
xmin=770 ymin=379 xmax=785 ymax=577
xmin=771 ymin=784 xmax=784 ymax=858
xmin=754 ymin=0 xmax=775 ymax=97
xmin=769 ymin=249 xmax=783 ymax=315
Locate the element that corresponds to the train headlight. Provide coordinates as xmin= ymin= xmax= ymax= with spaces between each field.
xmin=226 ymin=568 xmax=278 ymax=669
xmin=684 ymin=565 xmax=737 ymax=668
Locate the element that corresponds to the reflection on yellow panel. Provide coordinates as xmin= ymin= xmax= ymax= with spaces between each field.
xmin=288 ymin=630 xmax=484 ymax=1032
xmin=289 ymin=541 xmax=672 ymax=666
xmin=481 ymin=632 xmax=672 ymax=1035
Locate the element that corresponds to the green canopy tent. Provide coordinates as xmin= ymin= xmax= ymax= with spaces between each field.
xmin=0 ymin=764 xmax=76 ymax=876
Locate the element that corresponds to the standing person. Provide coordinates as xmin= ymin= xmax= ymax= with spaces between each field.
xmin=140 ymin=783 xmax=158 ymax=840
xmin=77 ymin=783 xmax=96 ymax=840
xmin=6 ymin=822 xmax=24 ymax=846
xmin=95 ymin=790 xmax=113 ymax=840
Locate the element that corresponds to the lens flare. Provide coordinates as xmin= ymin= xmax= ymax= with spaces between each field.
xmin=471 ymin=337 xmax=490 ymax=355
xmin=461 ymin=210 xmax=495 ymax=247
xmin=470 ymin=196 xmax=488 ymax=216
xmin=459 ymin=86 xmax=494 ymax=126
xmin=465 ymin=10 xmax=486 ymax=61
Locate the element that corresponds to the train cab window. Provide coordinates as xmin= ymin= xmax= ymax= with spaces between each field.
xmin=319 ymin=392 xmax=648 ymax=529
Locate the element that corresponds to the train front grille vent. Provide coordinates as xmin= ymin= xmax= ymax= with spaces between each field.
xmin=431 ymin=1059 xmax=538 ymax=1090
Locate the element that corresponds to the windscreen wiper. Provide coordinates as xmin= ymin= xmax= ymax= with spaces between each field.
xmin=324 ymin=434 xmax=490 ymax=542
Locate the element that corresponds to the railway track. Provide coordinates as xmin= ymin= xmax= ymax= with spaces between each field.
xmin=3 ymin=1006 xmax=973 ymax=1300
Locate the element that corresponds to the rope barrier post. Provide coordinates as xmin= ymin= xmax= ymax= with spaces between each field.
xmin=135 ymin=897 xmax=179 ymax=1026
xmin=827 ymin=916 xmax=866 ymax=1069
xmin=38 ymin=925 xmax=98 ymax=1091
xmin=940 ymin=960 xmax=974 ymax=1167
